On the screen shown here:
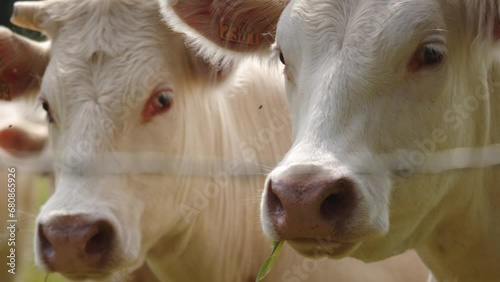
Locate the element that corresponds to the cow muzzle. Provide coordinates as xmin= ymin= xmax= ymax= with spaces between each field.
xmin=36 ymin=215 xmax=116 ymax=278
xmin=261 ymin=164 xmax=389 ymax=257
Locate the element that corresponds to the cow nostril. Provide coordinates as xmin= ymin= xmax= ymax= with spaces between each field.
xmin=85 ymin=221 xmax=114 ymax=256
xmin=266 ymin=180 xmax=284 ymax=215
xmin=38 ymin=224 xmax=55 ymax=260
xmin=320 ymin=178 xmax=356 ymax=220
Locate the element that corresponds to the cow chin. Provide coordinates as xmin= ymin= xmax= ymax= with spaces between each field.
xmin=261 ymin=212 xmax=389 ymax=260
xmin=286 ymin=238 xmax=361 ymax=259
xmin=58 ymin=272 xmax=120 ymax=282
xmin=56 ymin=256 xmax=146 ymax=282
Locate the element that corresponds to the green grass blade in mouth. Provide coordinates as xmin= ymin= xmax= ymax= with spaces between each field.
xmin=256 ymin=241 xmax=284 ymax=281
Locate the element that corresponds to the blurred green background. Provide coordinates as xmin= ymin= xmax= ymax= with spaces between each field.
xmin=16 ymin=178 xmax=66 ymax=282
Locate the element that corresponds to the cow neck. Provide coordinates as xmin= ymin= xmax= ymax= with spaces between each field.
xmin=147 ymin=173 xmax=268 ymax=282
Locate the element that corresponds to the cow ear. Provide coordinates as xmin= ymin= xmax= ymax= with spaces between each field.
xmin=464 ymin=1 xmax=500 ymax=40
xmin=0 ymin=27 xmax=50 ymax=101
xmin=161 ymin=0 xmax=288 ymax=64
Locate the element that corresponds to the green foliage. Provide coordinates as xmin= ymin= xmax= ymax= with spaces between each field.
xmin=256 ymin=241 xmax=284 ymax=281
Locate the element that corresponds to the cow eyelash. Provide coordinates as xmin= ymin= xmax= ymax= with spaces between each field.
xmin=271 ymin=44 xmax=294 ymax=82
xmin=409 ymin=42 xmax=447 ymax=72
xmin=271 ymin=44 xmax=284 ymax=65
xmin=417 ymin=44 xmax=445 ymax=66
xmin=279 ymin=52 xmax=286 ymax=65
xmin=40 ymin=99 xmax=55 ymax=123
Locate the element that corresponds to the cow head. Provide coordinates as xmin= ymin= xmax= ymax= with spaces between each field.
xmin=1 ymin=0 xmax=246 ymax=280
xmin=164 ymin=0 xmax=500 ymax=262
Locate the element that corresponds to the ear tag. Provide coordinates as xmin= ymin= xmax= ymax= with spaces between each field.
xmin=219 ymin=17 xmax=261 ymax=45
xmin=0 ymin=79 xmax=12 ymax=100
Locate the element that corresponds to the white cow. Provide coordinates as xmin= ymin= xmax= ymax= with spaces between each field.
xmin=0 ymin=103 xmax=160 ymax=282
xmin=163 ymin=0 xmax=500 ymax=281
xmin=2 ymin=0 xmax=428 ymax=281
xmin=0 ymin=100 xmax=49 ymax=282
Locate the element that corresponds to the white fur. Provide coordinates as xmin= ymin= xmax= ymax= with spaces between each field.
xmin=161 ymin=0 xmax=500 ymax=281
xmin=0 ymin=100 xmax=50 ymax=282
xmin=266 ymin=1 xmax=500 ymax=281
xmin=7 ymin=0 xmax=429 ymax=281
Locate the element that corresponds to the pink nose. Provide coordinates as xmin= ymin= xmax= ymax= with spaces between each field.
xmin=38 ymin=215 xmax=114 ymax=273
xmin=264 ymin=174 xmax=358 ymax=239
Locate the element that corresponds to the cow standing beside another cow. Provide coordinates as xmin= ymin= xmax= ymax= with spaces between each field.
xmin=0 ymin=100 xmax=49 ymax=282
xmin=163 ymin=0 xmax=500 ymax=281
xmin=0 ymin=102 xmax=159 ymax=282
xmin=1 ymin=0 xmax=428 ymax=281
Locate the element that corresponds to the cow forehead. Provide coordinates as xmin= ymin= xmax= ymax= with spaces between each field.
xmin=40 ymin=1 xmax=177 ymax=108
xmin=279 ymin=0 xmax=447 ymax=57
xmin=45 ymin=46 xmax=165 ymax=101
xmin=44 ymin=0 xmax=166 ymax=59
xmin=37 ymin=1 xmax=175 ymax=152
xmin=41 ymin=45 xmax=164 ymax=133
xmin=42 ymin=0 xmax=174 ymax=89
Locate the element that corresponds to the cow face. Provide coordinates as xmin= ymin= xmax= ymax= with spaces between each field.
xmin=263 ymin=0 xmax=454 ymax=258
xmin=1 ymin=0 xmax=236 ymax=280
xmin=164 ymin=0 xmax=500 ymax=262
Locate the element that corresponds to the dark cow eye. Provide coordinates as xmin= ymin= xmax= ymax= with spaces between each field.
xmin=41 ymin=100 xmax=54 ymax=123
xmin=410 ymin=43 xmax=445 ymax=71
xmin=142 ymin=88 xmax=174 ymax=122
xmin=279 ymin=52 xmax=286 ymax=65
xmin=419 ymin=45 xmax=443 ymax=66
xmin=156 ymin=91 xmax=173 ymax=109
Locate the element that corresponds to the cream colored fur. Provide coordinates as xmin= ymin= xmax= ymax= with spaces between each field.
xmin=162 ymin=0 xmax=500 ymax=281
xmin=5 ymin=0 xmax=428 ymax=281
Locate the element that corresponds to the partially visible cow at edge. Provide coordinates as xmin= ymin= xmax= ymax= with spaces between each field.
xmin=162 ymin=0 xmax=500 ymax=281
xmin=0 ymin=100 xmax=49 ymax=282
xmin=0 ymin=103 xmax=158 ymax=282
xmin=0 ymin=0 xmax=428 ymax=281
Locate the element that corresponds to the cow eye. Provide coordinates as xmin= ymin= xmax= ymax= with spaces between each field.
xmin=41 ymin=100 xmax=55 ymax=123
xmin=279 ymin=52 xmax=286 ymax=65
xmin=142 ymin=89 xmax=174 ymax=122
xmin=411 ymin=43 xmax=445 ymax=71
xmin=156 ymin=91 xmax=173 ymax=109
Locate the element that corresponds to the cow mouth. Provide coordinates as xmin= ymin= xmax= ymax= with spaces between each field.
xmin=286 ymin=238 xmax=359 ymax=258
